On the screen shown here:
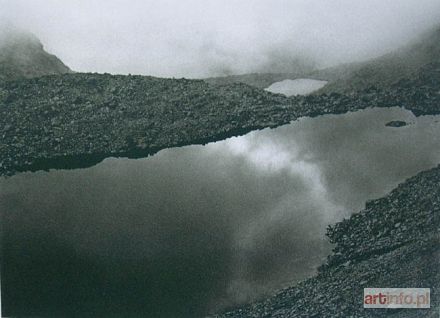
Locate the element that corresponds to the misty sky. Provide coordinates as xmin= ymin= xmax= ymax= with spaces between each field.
xmin=1 ymin=0 xmax=440 ymax=77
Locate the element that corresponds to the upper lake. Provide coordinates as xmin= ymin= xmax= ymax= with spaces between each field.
xmin=265 ymin=78 xmax=328 ymax=96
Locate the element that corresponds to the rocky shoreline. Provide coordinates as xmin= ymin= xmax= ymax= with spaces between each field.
xmin=1 ymin=63 xmax=439 ymax=178
xmin=209 ymin=164 xmax=440 ymax=318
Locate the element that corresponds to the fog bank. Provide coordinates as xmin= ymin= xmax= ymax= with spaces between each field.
xmin=1 ymin=0 xmax=440 ymax=77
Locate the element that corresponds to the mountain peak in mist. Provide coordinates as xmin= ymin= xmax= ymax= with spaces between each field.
xmin=0 ymin=27 xmax=72 ymax=81
xmin=312 ymin=25 xmax=440 ymax=94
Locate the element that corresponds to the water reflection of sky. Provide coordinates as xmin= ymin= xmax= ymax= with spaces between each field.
xmin=265 ymin=78 xmax=328 ymax=96
xmin=1 ymin=107 xmax=440 ymax=317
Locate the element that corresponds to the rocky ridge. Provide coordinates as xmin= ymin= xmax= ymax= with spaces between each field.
xmin=0 ymin=62 xmax=439 ymax=177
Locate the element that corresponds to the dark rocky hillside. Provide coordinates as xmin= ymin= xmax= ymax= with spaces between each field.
xmin=310 ymin=26 xmax=440 ymax=94
xmin=0 ymin=29 xmax=71 ymax=81
xmin=0 ymin=61 xmax=439 ymax=177
xmin=209 ymin=164 xmax=440 ymax=318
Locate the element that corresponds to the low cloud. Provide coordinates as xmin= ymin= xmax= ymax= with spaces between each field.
xmin=1 ymin=0 xmax=439 ymax=77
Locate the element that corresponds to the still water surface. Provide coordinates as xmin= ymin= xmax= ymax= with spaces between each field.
xmin=265 ymin=78 xmax=328 ymax=96
xmin=1 ymin=107 xmax=440 ymax=317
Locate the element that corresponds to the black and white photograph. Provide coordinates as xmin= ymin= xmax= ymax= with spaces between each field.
xmin=0 ymin=1 xmax=439 ymax=317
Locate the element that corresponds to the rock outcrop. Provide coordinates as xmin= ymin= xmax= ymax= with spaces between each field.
xmin=0 ymin=28 xmax=72 ymax=81
xmin=385 ymin=121 xmax=409 ymax=127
